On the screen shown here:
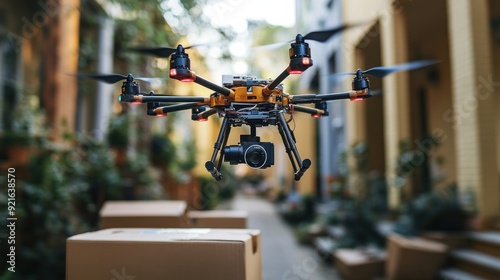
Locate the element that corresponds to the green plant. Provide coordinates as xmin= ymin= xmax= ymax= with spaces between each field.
xmin=0 ymin=131 xmax=33 ymax=146
xmin=198 ymin=176 xmax=219 ymax=210
xmin=393 ymin=185 xmax=467 ymax=236
xmin=107 ymin=114 xmax=130 ymax=148
xmin=280 ymin=195 xmax=317 ymax=226
xmin=0 ymin=131 xmax=164 ymax=279
xmin=395 ymin=136 xmax=440 ymax=188
xmin=150 ymin=134 xmax=176 ymax=166
xmin=177 ymin=139 xmax=197 ymax=172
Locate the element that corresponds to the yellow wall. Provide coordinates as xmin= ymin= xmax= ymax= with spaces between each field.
xmin=342 ymin=0 xmax=499 ymax=218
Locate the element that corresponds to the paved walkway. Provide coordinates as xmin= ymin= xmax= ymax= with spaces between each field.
xmin=223 ymin=194 xmax=341 ymax=280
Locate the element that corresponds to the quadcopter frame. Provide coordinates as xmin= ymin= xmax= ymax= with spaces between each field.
xmin=117 ymin=36 xmax=373 ymax=181
xmin=79 ymin=22 xmax=436 ymax=181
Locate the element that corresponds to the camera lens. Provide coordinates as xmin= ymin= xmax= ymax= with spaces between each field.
xmin=223 ymin=145 xmax=243 ymax=165
xmin=244 ymin=145 xmax=268 ymax=169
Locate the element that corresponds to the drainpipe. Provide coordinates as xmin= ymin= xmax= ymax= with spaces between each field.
xmin=93 ymin=16 xmax=114 ymax=141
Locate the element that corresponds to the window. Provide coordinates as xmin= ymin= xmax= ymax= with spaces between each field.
xmin=0 ymin=16 xmax=22 ymax=132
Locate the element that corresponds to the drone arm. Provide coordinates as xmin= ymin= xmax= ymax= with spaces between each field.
xmin=262 ymin=68 xmax=290 ymax=96
xmin=153 ymin=103 xmax=202 ymax=114
xmin=133 ymin=95 xmax=210 ymax=103
xmin=192 ymin=74 xmax=234 ymax=97
xmin=291 ymin=91 xmax=350 ymax=104
xmin=290 ymin=89 xmax=371 ymax=104
xmin=291 ymin=105 xmax=326 ymax=116
xmin=198 ymin=108 xmax=218 ymax=120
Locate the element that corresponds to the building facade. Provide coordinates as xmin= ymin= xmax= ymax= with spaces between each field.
xmin=338 ymin=0 xmax=499 ymax=220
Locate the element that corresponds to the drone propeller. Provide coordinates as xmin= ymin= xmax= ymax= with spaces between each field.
xmin=76 ymin=73 xmax=163 ymax=84
xmin=334 ymin=60 xmax=439 ymax=78
xmin=128 ymin=44 xmax=200 ymax=58
xmin=253 ymin=22 xmax=365 ymax=50
xmin=303 ymin=23 xmax=363 ymax=42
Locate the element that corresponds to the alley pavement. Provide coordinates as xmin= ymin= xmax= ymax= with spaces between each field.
xmin=222 ymin=194 xmax=341 ymax=280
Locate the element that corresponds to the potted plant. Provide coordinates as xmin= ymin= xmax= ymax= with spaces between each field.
xmin=107 ymin=114 xmax=130 ymax=165
xmin=150 ymin=134 xmax=175 ymax=167
xmin=0 ymin=106 xmax=42 ymax=164
xmin=1 ymin=130 xmax=33 ymax=164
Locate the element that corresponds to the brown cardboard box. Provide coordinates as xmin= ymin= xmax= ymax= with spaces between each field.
xmin=188 ymin=210 xmax=247 ymax=228
xmin=99 ymin=200 xmax=189 ymax=229
xmin=334 ymin=249 xmax=385 ymax=280
xmin=386 ymin=234 xmax=447 ymax=280
xmin=67 ymin=228 xmax=262 ymax=280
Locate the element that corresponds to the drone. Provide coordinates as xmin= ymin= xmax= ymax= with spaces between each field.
xmin=79 ymin=24 xmax=437 ymax=181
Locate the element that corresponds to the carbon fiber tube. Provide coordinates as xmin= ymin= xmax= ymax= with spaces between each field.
xmin=159 ymin=103 xmax=200 ymax=113
xmin=265 ymin=69 xmax=290 ymax=91
xmin=291 ymin=92 xmax=351 ymax=104
xmin=194 ymin=75 xmax=233 ymax=96
xmin=140 ymin=95 xmax=206 ymax=103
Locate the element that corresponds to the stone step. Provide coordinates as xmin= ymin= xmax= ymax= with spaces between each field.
xmin=468 ymin=231 xmax=500 ymax=258
xmin=438 ymin=268 xmax=485 ymax=280
xmin=451 ymin=249 xmax=500 ymax=279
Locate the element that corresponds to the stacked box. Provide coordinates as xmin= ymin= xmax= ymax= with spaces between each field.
xmin=386 ymin=234 xmax=447 ymax=280
xmin=334 ymin=249 xmax=385 ymax=280
xmin=67 ymin=228 xmax=261 ymax=280
xmin=188 ymin=210 xmax=247 ymax=229
xmin=99 ymin=200 xmax=189 ymax=229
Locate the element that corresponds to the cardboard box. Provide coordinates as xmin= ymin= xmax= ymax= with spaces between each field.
xmin=99 ymin=200 xmax=189 ymax=229
xmin=334 ymin=249 xmax=385 ymax=280
xmin=188 ymin=210 xmax=247 ymax=229
xmin=67 ymin=228 xmax=262 ymax=280
xmin=386 ymin=234 xmax=447 ymax=280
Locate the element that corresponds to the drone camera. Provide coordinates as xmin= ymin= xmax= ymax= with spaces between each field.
xmin=223 ymin=138 xmax=274 ymax=169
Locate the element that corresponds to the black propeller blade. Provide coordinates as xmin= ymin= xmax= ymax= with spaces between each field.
xmin=303 ymin=23 xmax=362 ymax=42
xmin=128 ymin=44 xmax=198 ymax=58
xmin=76 ymin=73 xmax=163 ymax=84
xmin=76 ymin=73 xmax=128 ymax=84
xmin=254 ymin=22 xmax=366 ymax=50
xmin=335 ymin=60 xmax=439 ymax=78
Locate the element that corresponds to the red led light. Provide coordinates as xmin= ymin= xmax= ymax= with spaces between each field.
xmin=302 ymin=57 xmax=311 ymax=65
xmin=169 ymin=68 xmax=177 ymax=77
xmin=352 ymin=98 xmax=364 ymax=101
xmin=156 ymin=113 xmax=167 ymax=117
xmin=130 ymin=101 xmax=142 ymax=105
xmin=289 ymin=70 xmax=303 ymax=74
xmin=198 ymin=117 xmax=208 ymax=122
xmin=180 ymin=78 xmax=195 ymax=82
xmin=311 ymin=114 xmax=321 ymax=118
